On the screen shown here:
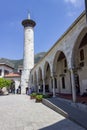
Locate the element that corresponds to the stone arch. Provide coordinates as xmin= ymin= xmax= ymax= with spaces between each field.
xmin=71 ymin=26 xmax=87 ymax=95
xmin=31 ymin=74 xmax=33 ymax=84
xmin=38 ymin=67 xmax=42 ymax=80
xmin=53 ymin=50 xmax=68 ymax=73
xmin=71 ymin=26 xmax=87 ymax=68
xmin=52 ymin=51 xmax=71 ymax=94
xmin=44 ymin=61 xmax=51 ymax=78
xmin=44 ymin=61 xmax=51 ymax=92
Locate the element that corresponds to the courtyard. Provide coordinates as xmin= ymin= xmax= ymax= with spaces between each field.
xmin=0 ymin=95 xmax=85 ymax=130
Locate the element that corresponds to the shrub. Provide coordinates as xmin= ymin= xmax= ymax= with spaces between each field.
xmin=30 ymin=92 xmax=37 ymax=99
xmin=36 ymin=94 xmax=43 ymax=102
xmin=0 ymin=78 xmax=12 ymax=89
xmin=43 ymin=93 xmax=52 ymax=98
xmin=43 ymin=94 xmax=49 ymax=98
xmin=30 ymin=92 xmax=37 ymax=97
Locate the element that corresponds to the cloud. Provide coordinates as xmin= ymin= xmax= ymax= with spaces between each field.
xmin=64 ymin=0 xmax=84 ymax=18
xmin=67 ymin=11 xmax=76 ymax=17
xmin=64 ymin=0 xmax=84 ymax=8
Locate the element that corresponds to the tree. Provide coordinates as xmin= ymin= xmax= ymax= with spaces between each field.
xmin=0 ymin=78 xmax=12 ymax=89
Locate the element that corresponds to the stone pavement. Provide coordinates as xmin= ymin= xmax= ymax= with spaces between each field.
xmin=0 ymin=95 xmax=85 ymax=130
xmin=44 ymin=97 xmax=87 ymax=129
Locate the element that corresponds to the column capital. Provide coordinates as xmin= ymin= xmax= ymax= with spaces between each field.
xmin=51 ymin=72 xmax=57 ymax=78
xmin=42 ymin=78 xmax=45 ymax=81
xmin=69 ymin=66 xmax=75 ymax=70
xmin=68 ymin=67 xmax=77 ymax=73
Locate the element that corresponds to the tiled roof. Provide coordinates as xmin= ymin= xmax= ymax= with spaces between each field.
xmin=4 ymin=72 xmax=21 ymax=78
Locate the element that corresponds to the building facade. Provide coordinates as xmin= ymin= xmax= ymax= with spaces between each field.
xmin=0 ymin=63 xmax=14 ymax=78
xmin=30 ymin=11 xmax=87 ymax=102
xmin=4 ymin=72 xmax=21 ymax=94
xmin=0 ymin=61 xmax=21 ymax=94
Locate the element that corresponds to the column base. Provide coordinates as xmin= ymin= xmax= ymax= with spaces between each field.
xmin=53 ymin=95 xmax=56 ymax=98
xmin=21 ymin=88 xmax=26 ymax=94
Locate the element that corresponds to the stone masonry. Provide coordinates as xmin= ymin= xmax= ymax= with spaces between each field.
xmin=21 ymin=17 xmax=36 ymax=94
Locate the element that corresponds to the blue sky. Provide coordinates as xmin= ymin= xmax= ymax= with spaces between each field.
xmin=0 ymin=0 xmax=85 ymax=59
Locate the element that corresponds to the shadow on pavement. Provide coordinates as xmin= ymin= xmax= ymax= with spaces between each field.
xmin=40 ymin=118 xmax=84 ymax=130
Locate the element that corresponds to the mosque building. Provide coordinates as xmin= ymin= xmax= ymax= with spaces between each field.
xmin=21 ymin=11 xmax=87 ymax=102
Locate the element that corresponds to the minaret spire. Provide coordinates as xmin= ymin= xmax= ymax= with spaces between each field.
xmin=28 ymin=11 xmax=30 ymax=19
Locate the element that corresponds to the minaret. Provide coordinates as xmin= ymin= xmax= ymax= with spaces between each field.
xmin=21 ymin=13 xmax=36 ymax=94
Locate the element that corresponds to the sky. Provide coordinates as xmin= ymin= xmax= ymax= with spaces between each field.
xmin=0 ymin=0 xmax=85 ymax=60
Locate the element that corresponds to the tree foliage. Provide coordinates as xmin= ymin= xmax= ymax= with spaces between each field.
xmin=0 ymin=78 xmax=12 ymax=88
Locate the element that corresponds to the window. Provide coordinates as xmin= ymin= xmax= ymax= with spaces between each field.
xmin=64 ymin=59 xmax=67 ymax=73
xmin=51 ymin=79 xmax=53 ymax=88
xmin=55 ymin=78 xmax=57 ymax=88
xmin=0 ymin=69 xmax=2 ymax=76
xmin=62 ymin=77 xmax=65 ymax=89
xmin=80 ymin=49 xmax=84 ymax=61
xmin=79 ymin=49 xmax=84 ymax=67
xmin=19 ymin=70 xmax=22 ymax=74
xmin=64 ymin=59 xmax=67 ymax=67
xmin=4 ymin=70 xmax=9 ymax=75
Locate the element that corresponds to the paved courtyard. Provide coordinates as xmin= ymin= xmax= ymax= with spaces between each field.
xmin=0 ymin=95 xmax=85 ymax=130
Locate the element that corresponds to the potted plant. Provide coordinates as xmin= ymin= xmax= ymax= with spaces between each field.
xmin=30 ymin=92 xmax=37 ymax=99
xmin=35 ymin=94 xmax=43 ymax=102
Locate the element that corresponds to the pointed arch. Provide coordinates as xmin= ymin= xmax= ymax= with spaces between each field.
xmin=44 ymin=61 xmax=51 ymax=92
xmin=34 ymin=71 xmax=37 ymax=84
xmin=71 ymin=26 xmax=87 ymax=67
xmin=31 ymin=74 xmax=33 ymax=84
xmin=53 ymin=51 xmax=68 ymax=74
xmin=71 ymin=26 xmax=87 ymax=95
xmin=44 ymin=61 xmax=51 ymax=78
xmin=52 ymin=50 xmax=71 ymax=94
xmin=38 ymin=67 xmax=42 ymax=81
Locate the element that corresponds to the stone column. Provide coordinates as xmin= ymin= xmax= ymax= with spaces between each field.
xmin=21 ymin=16 xmax=36 ymax=94
xmin=51 ymin=72 xmax=56 ymax=97
xmin=34 ymin=80 xmax=36 ymax=92
xmin=37 ymin=81 xmax=39 ymax=93
xmin=52 ymin=76 xmax=56 ymax=97
xmin=49 ymin=77 xmax=52 ymax=92
xmin=43 ymin=79 xmax=45 ymax=95
xmin=70 ymin=68 xmax=76 ymax=103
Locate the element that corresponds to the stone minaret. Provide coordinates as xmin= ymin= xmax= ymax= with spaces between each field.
xmin=21 ymin=14 xmax=36 ymax=94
